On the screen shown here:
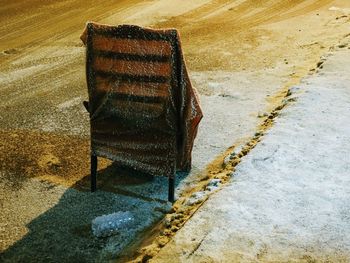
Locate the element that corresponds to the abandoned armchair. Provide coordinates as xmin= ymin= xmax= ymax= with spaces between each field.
xmin=81 ymin=22 xmax=203 ymax=202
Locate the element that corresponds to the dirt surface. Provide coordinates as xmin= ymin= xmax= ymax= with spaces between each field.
xmin=1 ymin=0 xmax=349 ymax=262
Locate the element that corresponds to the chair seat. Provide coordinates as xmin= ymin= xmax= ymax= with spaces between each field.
xmin=92 ymin=128 xmax=177 ymax=177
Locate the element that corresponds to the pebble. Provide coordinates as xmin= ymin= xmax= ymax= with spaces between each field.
xmin=172 ymin=219 xmax=181 ymax=226
xmin=164 ymin=213 xmax=176 ymax=227
xmin=255 ymin=131 xmax=263 ymax=137
xmin=171 ymin=225 xmax=179 ymax=232
xmin=156 ymin=236 xmax=169 ymax=247
xmin=275 ymin=105 xmax=284 ymax=111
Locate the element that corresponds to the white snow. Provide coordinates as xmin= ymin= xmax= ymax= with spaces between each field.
xmin=152 ymin=44 xmax=350 ymax=262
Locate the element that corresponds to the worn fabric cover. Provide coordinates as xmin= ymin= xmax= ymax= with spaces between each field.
xmin=81 ymin=22 xmax=202 ymax=177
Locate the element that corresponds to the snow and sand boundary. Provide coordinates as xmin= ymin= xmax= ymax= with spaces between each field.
xmin=131 ymin=36 xmax=350 ymax=262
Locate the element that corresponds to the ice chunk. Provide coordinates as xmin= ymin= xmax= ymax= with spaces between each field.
xmin=206 ymin=179 xmax=222 ymax=192
xmin=91 ymin=211 xmax=135 ymax=238
xmin=186 ymin=191 xmax=207 ymax=206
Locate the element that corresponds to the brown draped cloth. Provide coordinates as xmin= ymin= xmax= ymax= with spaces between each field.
xmin=81 ymin=22 xmax=203 ymax=179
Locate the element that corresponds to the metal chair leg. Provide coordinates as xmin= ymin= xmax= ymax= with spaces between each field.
xmin=168 ymin=176 xmax=175 ymax=203
xmin=91 ymin=154 xmax=97 ymax=192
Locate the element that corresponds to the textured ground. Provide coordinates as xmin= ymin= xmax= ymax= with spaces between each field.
xmin=0 ymin=0 xmax=349 ymax=262
xmin=152 ymin=39 xmax=350 ymax=263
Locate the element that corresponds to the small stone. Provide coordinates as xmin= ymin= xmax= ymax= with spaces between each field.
xmin=316 ymin=61 xmax=324 ymax=68
xmin=241 ymin=147 xmax=249 ymax=155
xmin=175 ymin=213 xmax=184 ymax=219
xmin=161 ymin=229 xmax=172 ymax=236
xmin=141 ymin=244 xmax=160 ymax=261
xmin=171 ymin=225 xmax=179 ymax=232
xmin=230 ymin=155 xmax=239 ymax=160
xmin=172 ymin=219 xmax=181 ymax=226
xmin=255 ymin=131 xmax=263 ymax=137
xmin=164 ymin=214 xmax=175 ymax=227
xmin=176 ymin=206 xmax=187 ymax=214
xmin=231 ymin=157 xmax=240 ymax=165
xmin=275 ymin=105 xmax=284 ymax=111
xmin=178 ymin=217 xmax=185 ymax=223
xmin=156 ymin=236 xmax=169 ymax=247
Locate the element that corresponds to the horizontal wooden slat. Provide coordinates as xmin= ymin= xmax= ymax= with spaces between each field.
xmin=96 ymin=50 xmax=170 ymax=62
xmin=109 ymin=100 xmax=164 ymax=117
xmin=95 ymin=76 xmax=170 ymax=98
xmin=92 ymin=115 xmax=173 ymax=134
xmin=95 ymin=71 xmax=169 ymax=83
xmin=92 ymin=35 xmax=172 ymax=56
xmin=93 ymin=135 xmax=174 ymax=151
xmin=94 ymin=56 xmax=171 ymax=77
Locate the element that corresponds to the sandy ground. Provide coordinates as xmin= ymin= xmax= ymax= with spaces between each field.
xmin=152 ymin=39 xmax=350 ymax=263
xmin=0 ymin=0 xmax=349 ymax=262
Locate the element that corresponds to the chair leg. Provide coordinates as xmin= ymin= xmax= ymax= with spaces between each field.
xmin=91 ymin=154 xmax=97 ymax=192
xmin=168 ymin=176 xmax=175 ymax=203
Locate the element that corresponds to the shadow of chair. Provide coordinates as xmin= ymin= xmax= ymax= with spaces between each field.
xmin=0 ymin=162 xmax=189 ymax=263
